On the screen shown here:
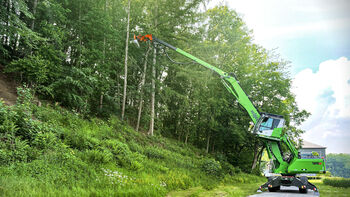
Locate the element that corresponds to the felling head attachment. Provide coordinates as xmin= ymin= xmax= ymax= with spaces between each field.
xmin=133 ymin=34 xmax=153 ymax=47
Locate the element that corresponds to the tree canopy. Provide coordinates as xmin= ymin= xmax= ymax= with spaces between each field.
xmin=1 ymin=0 xmax=309 ymax=171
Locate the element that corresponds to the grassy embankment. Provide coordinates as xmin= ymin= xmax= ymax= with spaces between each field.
xmin=0 ymin=91 xmax=264 ymax=197
xmin=168 ymin=172 xmax=350 ymax=196
xmin=311 ymin=178 xmax=350 ymax=197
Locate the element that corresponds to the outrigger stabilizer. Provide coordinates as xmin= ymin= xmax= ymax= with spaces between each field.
xmin=257 ymin=175 xmax=319 ymax=195
xmin=133 ymin=34 xmax=324 ymax=195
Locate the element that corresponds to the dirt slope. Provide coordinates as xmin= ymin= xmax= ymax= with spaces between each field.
xmin=0 ymin=70 xmax=18 ymax=105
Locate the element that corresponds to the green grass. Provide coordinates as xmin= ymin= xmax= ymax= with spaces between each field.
xmin=0 ymin=101 xmax=265 ymax=197
xmin=167 ymin=183 xmax=265 ymax=197
xmin=167 ymin=178 xmax=350 ymax=197
xmin=167 ymin=173 xmax=265 ymax=197
xmin=310 ymin=179 xmax=350 ymax=197
xmin=2 ymin=95 xmax=348 ymax=197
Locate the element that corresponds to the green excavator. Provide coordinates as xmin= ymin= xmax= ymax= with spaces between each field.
xmin=133 ymin=34 xmax=326 ymax=194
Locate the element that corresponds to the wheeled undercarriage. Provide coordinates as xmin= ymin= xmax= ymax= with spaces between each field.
xmin=258 ymin=175 xmax=319 ymax=195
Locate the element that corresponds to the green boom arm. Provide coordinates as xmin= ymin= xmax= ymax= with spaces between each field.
xmin=145 ymin=35 xmax=261 ymax=124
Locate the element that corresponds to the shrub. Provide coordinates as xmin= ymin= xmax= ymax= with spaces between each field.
xmin=0 ymin=102 xmax=16 ymax=131
xmin=251 ymin=167 xmax=262 ymax=176
xmin=79 ymin=149 xmax=113 ymax=164
xmin=103 ymin=140 xmax=130 ymax=157
xmin=145 ymin=146 xmax=166 ymax=160
xmin=128 ymin=141 xmax=144 ymax=154
xmin=32 ymin=132 xmax=58 ymax=150
xmin=220 ymin=161 xmax=240 ymax=175
xmin=63 ymin=131 xmax=88 ymax=150
xmin=126 ymin=152 xmax=145 ymax=171
xmin=63 ymin=129 xmax=100 ymax=150
xmin=0 ymin=137 xmax=30 ymax=165
xmin=5 ymin=55 xmax=50 ymax=86
xmin=323 ymin=178 xmax=350 ymax=188
xmin=15 ymin=119 xmax=41 ymax=143
xmin=0 ymin=87 xmax=42 ymax=142
xmin=158 ymin=165 xmax=169 ymax=173
xmin=0 ymin=115 xmax=18 ymax=136
xmin=102 ymin=139 xmax=144 ymax=170
xmin=200 ymin=158 xmax=222 ymax=178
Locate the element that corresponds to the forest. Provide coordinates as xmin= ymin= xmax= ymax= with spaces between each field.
xmin=327 ymin=154 xmax=350 ymax=178
xmin=0 ymin=0 xmax=315 ymax=196
xmin=1 ymin=0 xmax=309 ymax=169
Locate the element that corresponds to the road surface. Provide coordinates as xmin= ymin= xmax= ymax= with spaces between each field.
xmin=249 ymin=186 xmax=319 ymax=197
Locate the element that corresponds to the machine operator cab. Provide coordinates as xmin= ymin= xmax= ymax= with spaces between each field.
xmin=252 ymin=113 xmax=285 ymax=140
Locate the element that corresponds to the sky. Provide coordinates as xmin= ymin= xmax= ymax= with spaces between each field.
xmin=209 ymin=0 xmax=350 ymax=153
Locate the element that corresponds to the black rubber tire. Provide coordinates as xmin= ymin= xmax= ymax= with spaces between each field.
xmin=299 ymin=176 xmax=308 ymax=193
xmin=299 ymin=188 xmax=307 ymax=193
xmin=268 ymin=186 xmax=280 ymax=192
xmin=268 ymin=187 xmax=276 ymax=192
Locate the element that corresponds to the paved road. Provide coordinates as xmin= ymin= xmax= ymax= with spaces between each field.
xmin=249 ymin=186 xmax=319 ymax=197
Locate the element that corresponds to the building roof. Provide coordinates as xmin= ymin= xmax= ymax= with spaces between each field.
xmin=301 ymin=140 xmax=326 ymax=149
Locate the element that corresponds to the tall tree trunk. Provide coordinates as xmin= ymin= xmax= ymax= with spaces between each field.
xmin=136 ymin=45 xmax=151 ymax=131
xmin=148 ymin=1 xmax=158 ymax=136
xmin=257 ymin=147 xmax=264 ymax=170
xmin=185 ymin=130 xmax=189 ymax=145
xmin=99 ymin=0 xmax=107 ymax=110
xmin=251 ymin=144 xmax=258 ymax=170
xmin=206 ymin=134 xmax=210 ymax=153
xmin=237 ymin=145 xmax=245 ymax=157
xmin=79 ymin=0 xmax=82 ymax=67
xmin=121 ymin=0 xmax=130 ymax=120
xmin=99 ymin=94 xmax=103 ymax=110
xmin=148 ymin=46 xmax=156 ymax=136
xmin=103 ymin=0 xmax=107 ymax=62
xmin=211 ymin=139 xmax=215 ymax=152
xmin=13 ymin=34 xmax=20 ymax=51
xmin=31 ymin=0 xmax=38 ymax=30
xmin=251 ymin=145 xmax=264 ymax=171
xmin=115 ymin=80 xmax=120 ymax=108
xmin=5 ymin=0 xmax=12 ymax=46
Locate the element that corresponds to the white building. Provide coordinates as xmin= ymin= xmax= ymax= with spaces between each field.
xmin=299 ymin=140 xmax=326 ymax=159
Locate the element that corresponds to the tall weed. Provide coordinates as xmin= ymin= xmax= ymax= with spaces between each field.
xmin=159 ymin=170 xmax=194 ymax=190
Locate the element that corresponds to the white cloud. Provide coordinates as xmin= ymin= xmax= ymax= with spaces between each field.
xmin=293 ymin=57 xmax=350 ymax=119
xmin=210 ymin=0 xmax=350 ymax=47
xmin=208 ymin=0 xmax=350 ymax=153
xmin=292 ymin=57 xmax=350 ymax=153
xmin=253 ymin=17 xmax=350 ymax=41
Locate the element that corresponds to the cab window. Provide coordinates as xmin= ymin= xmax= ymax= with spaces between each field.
xmin=259 ymin=117 xmax=280 ymax=131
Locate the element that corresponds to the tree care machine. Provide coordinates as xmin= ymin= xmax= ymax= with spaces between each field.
xmin=134 ymin=34 xmax=326 ymax=194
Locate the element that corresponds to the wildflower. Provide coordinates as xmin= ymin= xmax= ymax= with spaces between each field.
xmin=160 ymin=182 xmax=167 ymax=187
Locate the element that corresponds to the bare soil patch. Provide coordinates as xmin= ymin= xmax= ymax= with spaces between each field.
xmin=0 ymin=67 xmax=18 ymax=105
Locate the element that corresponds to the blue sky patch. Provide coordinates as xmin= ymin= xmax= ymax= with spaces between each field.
xmin=318 ymin=88 xmax=336 ymax=104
